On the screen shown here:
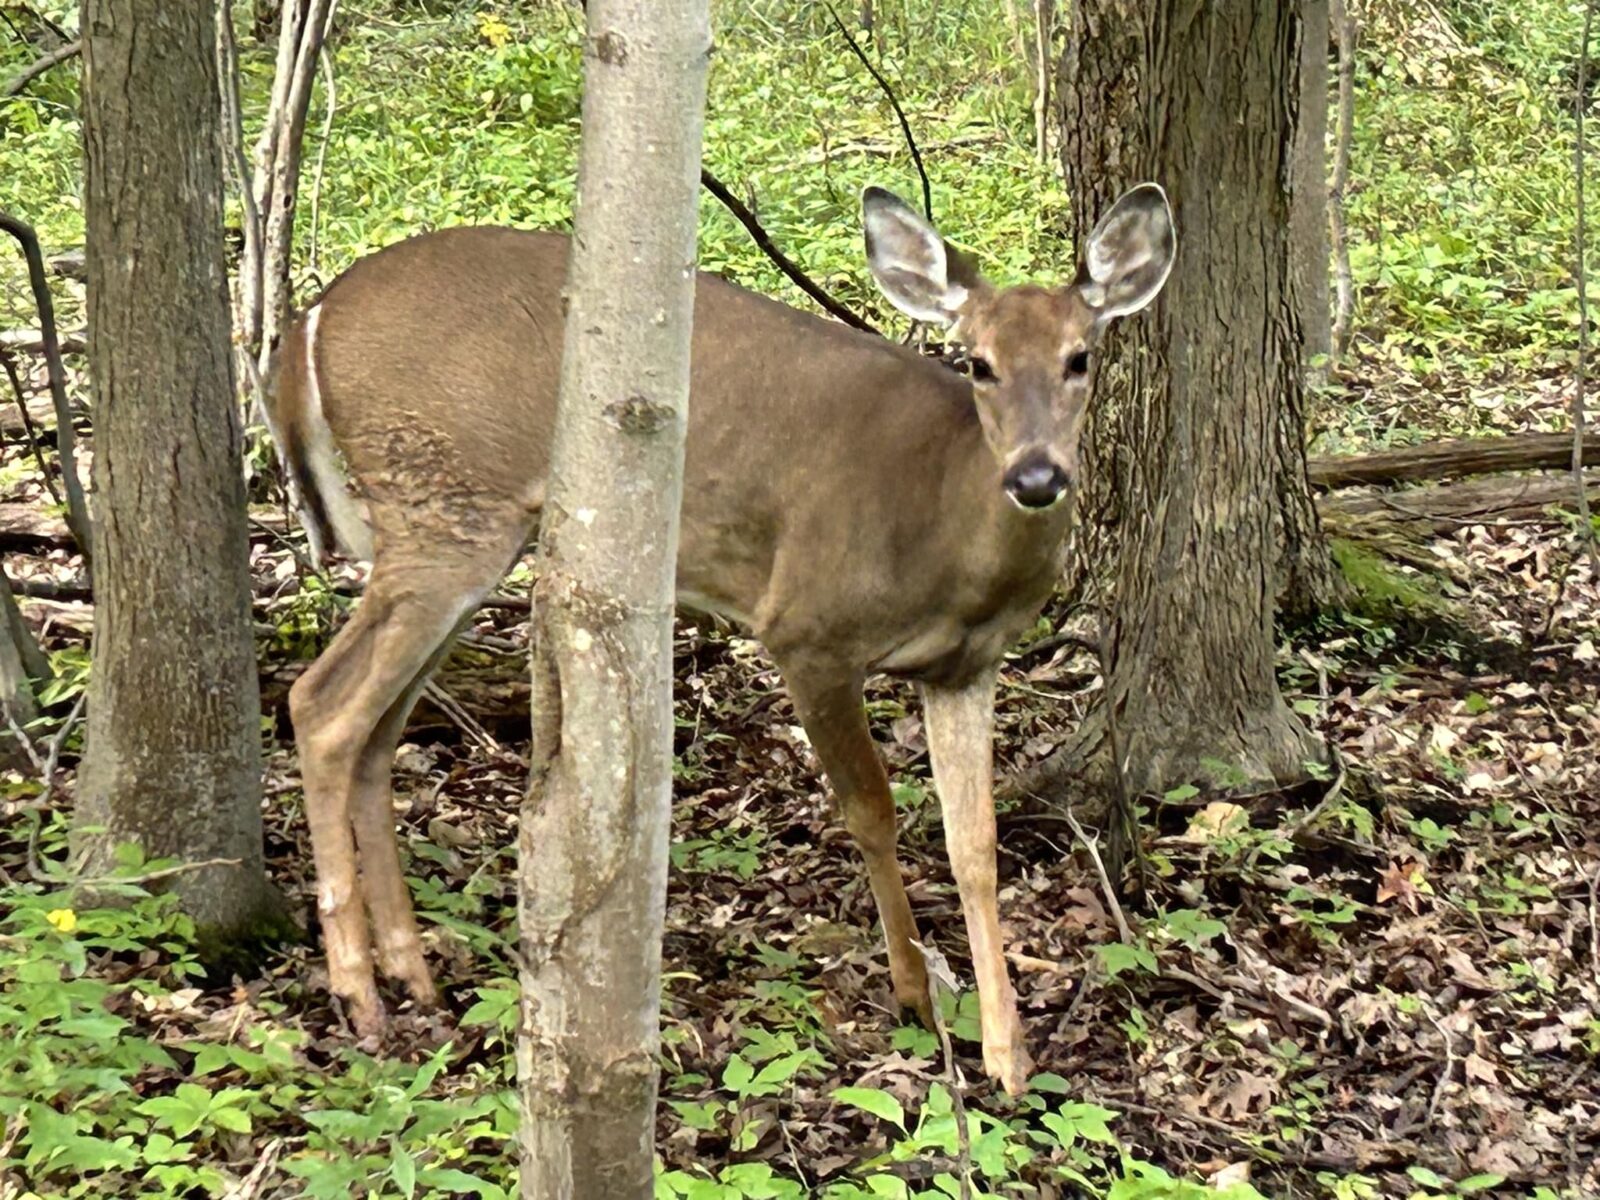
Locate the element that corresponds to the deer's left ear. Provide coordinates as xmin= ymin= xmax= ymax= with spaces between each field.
xmin=1080 ymin=182 xmax=1176 ymax=322
xmin=862 ymin=186 xmax=986 ymax=326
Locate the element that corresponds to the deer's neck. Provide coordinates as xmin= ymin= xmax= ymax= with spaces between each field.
xmin=864 ymin=404 xmax=1072 ymax=686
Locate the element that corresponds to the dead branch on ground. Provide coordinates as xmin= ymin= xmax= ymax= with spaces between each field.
xmin=1320 ymin=472 xmax=1600 ymax=535
xmin=1310 ymin=432 xmax=1600 ymax=488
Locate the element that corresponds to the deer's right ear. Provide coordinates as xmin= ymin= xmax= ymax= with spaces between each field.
xmin=862 ymin=187 xmax=982 ymax=326
xmin=1080 ymin=182 xmax=1176 ymax=322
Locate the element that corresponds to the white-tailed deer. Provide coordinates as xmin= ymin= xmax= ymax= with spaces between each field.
xmin=268 ymin=183 xmax=1174 ymax=1095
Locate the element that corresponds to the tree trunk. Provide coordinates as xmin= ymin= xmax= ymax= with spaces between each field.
xmin=77 ymin=0 xmax=285 ymax=951
xmin=515 ymin=1 xmax=709 ymax=1195
xmin=1044 ymin=0 xmax=1332 ymax=803
xmin=0 ymin=565 xmax=49 ymax=769
xmin=1292 ymin=0 xmax=1332 ymax=377
xmin=1328 ymin=0 xmax=1357 ymax=363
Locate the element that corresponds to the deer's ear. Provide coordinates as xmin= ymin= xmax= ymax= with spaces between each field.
xmin=1080 ymin=182 xmax=1176 ymax=322
xmin=862 ymin=187 xmax=984 ymax=326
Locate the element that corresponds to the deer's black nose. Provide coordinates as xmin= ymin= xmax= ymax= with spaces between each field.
xmin=1003 ymin=456 xmax=1071 ymax=510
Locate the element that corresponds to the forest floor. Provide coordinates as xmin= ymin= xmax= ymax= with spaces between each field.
xmin=1 ymin=358 xmax=1598 ymax=1199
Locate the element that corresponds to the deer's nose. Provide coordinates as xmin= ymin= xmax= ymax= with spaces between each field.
xmin=1003 ymin=455 xmax=1071 ymax=510
xmin=1004 ymin=451 xmax=1068 ymax=508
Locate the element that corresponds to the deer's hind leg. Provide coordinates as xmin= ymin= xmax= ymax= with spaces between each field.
xmin=291 ymin=551 xmax=508 ymax=1033
xmin=346 ymin=633 xmax=461 ymax=1009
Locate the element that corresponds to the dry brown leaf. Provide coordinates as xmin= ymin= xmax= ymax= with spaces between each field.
xmin=1376 ymin=860 xmax=1427 ymax=911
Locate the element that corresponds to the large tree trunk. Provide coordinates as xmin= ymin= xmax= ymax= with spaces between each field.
xmin=1043 ymin=0 xmax=1333 ymax=802
xmin=76 ymin=0 xmax=284 ymax=951
xmin=515 ymin=0 xmax=709 ymax=1195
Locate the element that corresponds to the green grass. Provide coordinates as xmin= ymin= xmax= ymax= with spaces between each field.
xmin=1344 ymin=0 xmax=1584 ymax=377
xmin=3 ymin=0 xmax=1586 ymax=392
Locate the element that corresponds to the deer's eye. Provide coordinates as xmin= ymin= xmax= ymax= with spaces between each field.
xmin=969 ymin=356 xmax=996 ymax=383
xmin=1065 ymin=350 xmax=1090 ymax=378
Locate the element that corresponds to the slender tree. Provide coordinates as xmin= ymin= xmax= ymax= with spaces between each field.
xmin=1294 ymin=0 xmax=1333 ymax=377
xmin=76 ymin=0 xmax=284 ymax=947
xmin=515 ymin=0 xmax=710 ymax=1194
xmin=1034 ymin=0 xmax=1336 ymax=803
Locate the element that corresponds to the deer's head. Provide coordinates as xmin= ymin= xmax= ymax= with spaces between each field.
xmin=863 ymin=183 xmax=1175 ymax=512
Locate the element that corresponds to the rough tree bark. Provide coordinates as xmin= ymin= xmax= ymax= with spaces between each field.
xmin=1039 ymin=0 xmax=1335 ymax=802
xmin=515 ymin=1 xmax=709 ymax=1195
xmin=76 ymin=0 xmax=285 ymax=949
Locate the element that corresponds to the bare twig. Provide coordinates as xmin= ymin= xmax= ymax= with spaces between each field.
xmin=422 ymin=680 xmax=499 ymax=753
xmin=1096 ymin=605 xmax=1142 ymax=891
xmin=1244 ymin=748 xmax=1348 ymax=873
xmin=248 ymin=0 xmax=334 ymax=377
xmin=3 ymin=708 xmax=45 ymax=773
xmin=1425 ymin=1009 xmax=1457 ymax=1127
xmin=699 ymin=169 xmax=879 ymax=334
xmin=911 ymin=941 xmax=973 ymax=1200
xmin=0 ymin=345 xmax=64 ymax=507
xmin=1573 ymin=0 xmax=1600 ymax=574
xmin=0 ymin=212 xmax=92 ymax=561
xmin=1587 ymin=858 xmax=1599 ymax=983
xmin=824 ymin=1 xmax=932 ymax=220
xmin=786 ymin=131 xmax=1002 ymax=168
xmin=217 ymin=0 xmax=264 ymax=352
xmin=73 ymin=856 xmax=245 ymax=890
xmin=1328 ymin=0 xmax=1357 ymax=364
xmin=20 ymin=691 xmax=85 ymax=880
xmin=2 ymin=39 xmax=80 ymax=98
xmin=1063 ymin=808 xmax=1133 ymax=943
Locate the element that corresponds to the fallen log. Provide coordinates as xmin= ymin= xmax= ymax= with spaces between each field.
xmin=1309 ymin=432 xmax=1600 ymax=488
xmin=0 ymin=328 xmax=88 ymax=356
xmin=1320 ymin=471 xmax=1600 ymax=535
xmin=0 ymin=503 xmax=72 ymax=551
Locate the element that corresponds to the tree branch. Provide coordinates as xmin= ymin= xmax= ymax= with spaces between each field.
xmin=0 ymin=212 xmax=92 ymax=563
xmin=699 ymin=169 xmax=879 ymax=335
xmin=2 ymin=39 xmax=80 ymax=99
xmin=0 ymin=346 xmax=64 ymax=509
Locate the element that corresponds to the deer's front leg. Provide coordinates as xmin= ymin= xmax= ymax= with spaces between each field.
xmin=780 ymin=663 xmax=930 ymax=1022
xmin=921 ymin=667 xmax=1030 ymax=1096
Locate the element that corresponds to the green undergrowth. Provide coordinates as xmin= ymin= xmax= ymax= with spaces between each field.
xmin=5 ymin=0 xmax=1591 ymax=403
xmin=0 ymin=814 xmax=1278 ymax=1200
xmin=1345 ymin=0 xmax=1583 ymax=378
xmin=1326 ymin=536 xmax=1454 ymax=618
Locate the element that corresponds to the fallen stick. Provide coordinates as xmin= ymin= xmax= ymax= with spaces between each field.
xmin=1310 ymin=431 xmax=1600 ymax=488
xmin=1319 ymin=471 xmax=1600 ymax=533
